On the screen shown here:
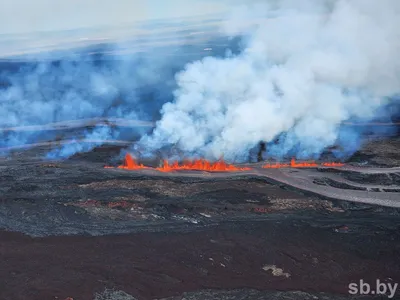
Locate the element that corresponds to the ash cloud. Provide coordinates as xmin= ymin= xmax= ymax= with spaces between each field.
xmin=140 ymin=0 xmax=400 ymax=161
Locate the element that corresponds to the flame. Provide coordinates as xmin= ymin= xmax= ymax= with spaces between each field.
xmin=262 ymin=158 xmax=344 ymax=169
xmin=290 ymin=157 xmax=318 ymax=168
xmin=104 ymin=154 xmax=344 ymax=172
xmin=156 ymin=159 xmax=252 ymax=172
xmin=115 ymin=153 xmax=149 ymax=170
xmin=104 ymin=154 xmax=251 ymax=172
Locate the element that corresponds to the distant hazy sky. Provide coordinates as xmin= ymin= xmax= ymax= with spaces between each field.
xmin=0 ymin=0 xmax=238 ymax=34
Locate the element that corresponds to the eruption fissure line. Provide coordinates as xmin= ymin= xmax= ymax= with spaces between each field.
xmin=106 ymin=153 xmax=251 ymax=172
xmin=156 ymin=158 xmax=252 ymax=172
xmin=105 ymin=154 xmax=344 ymax=172
xmin=116 ymin=153 xmax=150 ymax=170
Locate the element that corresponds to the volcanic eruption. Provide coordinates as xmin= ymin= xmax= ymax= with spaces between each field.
xmin=106 ymin=153 xmax=345 ymax=172
xmin=0 ymin=0 xmax=399 ymax=164
xmin=106 ymin=153 xmax=252 ymax=172
xmin=1 ymin=2 xmax=400 ymax=300
xmin=136 ymin=0 xmax=400 ymax=162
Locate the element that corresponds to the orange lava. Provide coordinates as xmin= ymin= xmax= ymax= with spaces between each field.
xmin=156 ymin=159 xmax=252 ymax=172
xmin=262 ymin=158 xmax=344 ymax=169
xmin=104 ymin=154 xmax=251 ymax=172
xmin=104 ymin=153 xmax=149 ymax=170
xmin=119 ymin=153 xmax=150 ymax=170
xmin=105 ymin=154 xmax=344 ymax=172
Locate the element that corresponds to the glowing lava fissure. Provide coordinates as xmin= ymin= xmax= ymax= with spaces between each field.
xmin=156 ymin=159 xmax=252 ymax=172
xmin=262 ymin=158 xmax=344 ymax=169
xmin=117 ymin=154 xmax=149 ymax=170
xmin=105 ymin=155 xmax=344 ymax=172
xmin=105 ymin=154 xmax=252 ymax=172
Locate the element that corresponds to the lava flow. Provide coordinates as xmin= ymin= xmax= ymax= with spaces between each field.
xmin=262 ymin=158 xmax=344 ymax=169
xmin=156 ymin=159 xmax=252 ymax=172
xmin=105 ymin=154 xmax=252 ymax=172
xmin=105 ymin=155 xmax=344 ymax=172
xmin=111 ymin=153 xmax=149 ymax=170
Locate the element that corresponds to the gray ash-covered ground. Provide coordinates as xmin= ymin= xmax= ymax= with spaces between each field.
xmin=0 ymin=137 xmax=399 ymax=300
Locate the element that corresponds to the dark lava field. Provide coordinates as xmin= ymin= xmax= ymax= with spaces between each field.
xmin=0 ymin=137 xmax=399 ymax=300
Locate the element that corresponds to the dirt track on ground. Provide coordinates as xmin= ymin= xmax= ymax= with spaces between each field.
xmin=0 ymin=140 xmax=399 ymax=299
xmin=103 ymin=164 xmax=400 ymax=208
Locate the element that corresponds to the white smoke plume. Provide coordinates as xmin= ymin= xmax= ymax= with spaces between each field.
xmin=140 ymin=0 xmax=400 ymax=161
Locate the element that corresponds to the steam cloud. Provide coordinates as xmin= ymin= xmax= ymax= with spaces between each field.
xmin=1 ymin=0 xmax=399 ymax=161
xmin=0 ymin=37 xmax=214 ymax=156
xmin=139 ymin=0 xmax=400 ymax=161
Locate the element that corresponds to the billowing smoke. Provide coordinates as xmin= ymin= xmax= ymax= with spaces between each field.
xmin=139 ymin=0 xmax=400 ymax=161
xmin=45 ymin=125 xmax=114 ymax=159
xmin=0 ymin=25 xmax=239 ymax=157
xmin=0 ymin=50 xmax=165 ymax=156
xmin=1 ymin=0 xmax=399 ymax=162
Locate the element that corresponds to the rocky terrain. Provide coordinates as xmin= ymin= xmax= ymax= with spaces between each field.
xmin=0 ymin=137 xmax=399 ymax=299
